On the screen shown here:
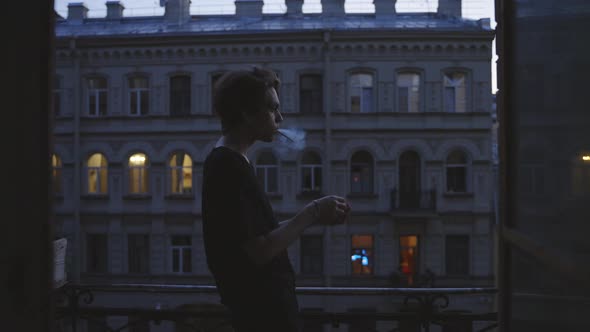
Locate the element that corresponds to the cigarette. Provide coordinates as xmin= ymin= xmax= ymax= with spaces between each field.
xmin=277 ymin=130 xmax=294 ymax=142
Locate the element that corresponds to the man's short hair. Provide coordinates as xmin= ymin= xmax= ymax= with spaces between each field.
xmin=213 ymin=67 xmax=280 ymax=135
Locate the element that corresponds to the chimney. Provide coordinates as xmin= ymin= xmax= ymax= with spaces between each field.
xmin=106 ymin=1 xmax=124 ymax=20
xmin=373 ymin=0 xmax=396 ymax=18
xmin=437 ymin=0 xmax=462 ymax=18
xmin=286 ymin=0 xmax=303 ymax=16
xmin=67 ymin=2 xmax=88 ymax=23
xmin=164 ymin=0 xmax=191 ymax=24
xmin=321 ymin=0 xmax=345 ymax=17
xmin=235 ymin=0 xmax=263 ymax=19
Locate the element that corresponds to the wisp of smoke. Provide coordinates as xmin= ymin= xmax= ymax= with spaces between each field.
xmin=273 ymin=128 xmax=306 ymax=159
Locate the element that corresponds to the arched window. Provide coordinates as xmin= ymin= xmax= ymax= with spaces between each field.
xmin=170 ymin=74 xmax=191 ymax=116
xmin=128 ymin=76 xmax=149 ymax=116
xmin=52 ymin=154 xmax=62 ymax=195
xmin=168 ymin=152 xmax=193 ymax=195
xmin=350 ymin=151 xmax=373 ymax=193
xmin=349 ymin=73 xmax=374 ymax=113
xmin=128 ymin=153 xmax=149 ymax=194
xmin=443 ymin=72 xmax=467 ymax=113
xmin=301 ymin=151 xmax=322 ymax=193
xmin=397 ymin=72 xmax=420 ymax=113
xmin=86 ymin=153 xmax=108 ymax=194
xmin=256 ymin=152 xmax=278 ymax=193
xmin=87 ymin=77 xmax=107 ymax=116
xmin=446 ymin=150 xmax=468 ymax=193
xmin=53 ymin=76 xmax=62 ymax=117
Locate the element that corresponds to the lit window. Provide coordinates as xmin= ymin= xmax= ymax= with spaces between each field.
xmin=128 ymin=153 xmax=149 ymax=194
xmin=168 ymin=152 xmax=193 ymax=195
xmin=170 ymin=75 xmax=191 ymax=116
xmin=256 ymin=152 xmax=279 ymax=193
xmin=300 ymin=74 xmax=323 ymax=113
xmin=446 ymin=150 xmax=468 ymax=193
xmin=171 ymin=235 xmax=192 ymax=273
xmin=52 ymin=154 xmax=63 ymax=195
xmin=128 ymin=76 xmax=149 ymax=116
xmin=397 ymin=73 xmax=420 ymax=113
xmin=87 ymin=77 xmax=107 ymax=116
xmin=301 ymin=151 xmax=322 ymax=192
xmin=399 ymin=235 xmax=419 ymax=285
xmin=86 ymin=153 xmax=108 ymax=194
xmin=350 ymin=73 xmax=374 ymax=113
xmin=443 ymin=72 xmax=466 ymax=113
xmin=351 ymin=235 xmax=373 ymax=275
xmin=350 ymin=151 xmax=373 ymax=194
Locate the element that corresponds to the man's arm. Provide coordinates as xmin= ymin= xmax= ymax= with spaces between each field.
xmin=242 ymin=206 xmax=316 ymax=266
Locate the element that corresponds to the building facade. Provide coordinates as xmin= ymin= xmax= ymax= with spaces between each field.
xmin=52 ymin=1 xmax=495 ymax=331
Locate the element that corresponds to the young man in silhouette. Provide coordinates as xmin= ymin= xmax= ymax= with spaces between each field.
xmin=202 ymin=67 xmax=351 ymax=332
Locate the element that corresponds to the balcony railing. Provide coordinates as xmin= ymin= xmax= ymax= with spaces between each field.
xmin=54 ymin=283 xmax=497 ymax=332
xmin=391 ymin=188 xmax=437 ymax=212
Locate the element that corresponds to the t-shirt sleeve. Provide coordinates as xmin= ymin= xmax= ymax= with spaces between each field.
xmin=203 ymin=155 xmax=257 ymax=245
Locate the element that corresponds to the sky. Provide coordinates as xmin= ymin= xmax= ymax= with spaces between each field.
xmin=54 ymin=0 xmax=497 ymax=92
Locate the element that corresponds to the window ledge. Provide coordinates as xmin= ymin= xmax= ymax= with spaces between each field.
xmin=443 ymin=192 xmax=474 ymax=198
xmin=165 ymin=194 xmax=194 ymax=200
xmin=81 ymin=194 xmax=109 ymax=200
xmin=296 ymin=191 xmax=324 ymax=200
xmin=347 ymin=193 xmax=378 ymax=199
xmin=123 ymin=194 xmax=152 ymax=200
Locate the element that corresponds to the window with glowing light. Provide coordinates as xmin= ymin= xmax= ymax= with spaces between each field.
xmin=399 ymin=235 xmax=419 ymax=285
xmin=128 ymin=153 xmax=149 ymax=194
xmin=301 ymin=151 xmax=322 ymax=193
xmin=52 ymin=154 xmax=63 ymax=195
xmin=87 ymin=77 xmax=107 ymax=116
xmin=351 ymin=235 xmax=373 ymax=275
xmin=349 ymin=72 xmax=374 ymax=113
xmin=446 ymin=150 xmax=468 ymax=193
xmin=128 ymin=76 xmax=149 ymax=116
xmin=86 ymin=153 xmax=108 ymax=194
xmin=443 ymin=72 xmax=467 ymax=113
xmin=255 ymin=152 xmax=279 ymax=193
xmin=350 ymin=151 xmax=373 ymax=194
xmin=168 ymin=152 xmax=193 ymax=195
xmin=397 ymin=72 xmax=420 ymax=113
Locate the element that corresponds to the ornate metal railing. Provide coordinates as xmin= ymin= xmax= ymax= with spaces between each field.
xmin=54 ymin=283 xmax=497 ymax=332
xmin=390 ymin=188 xmax=437 ymax=212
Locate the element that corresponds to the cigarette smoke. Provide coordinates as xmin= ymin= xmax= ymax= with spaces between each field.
xmin=273 ymin=128 xmax=306 ymax=159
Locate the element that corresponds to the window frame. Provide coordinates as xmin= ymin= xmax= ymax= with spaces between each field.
xmin=127 ymin=233 xmax=150 ymax=274
xmin=85 ymin=76 xmax=108 ymax=117
xmin=349 ymin=150 xmax=375 ymax=194
xmin=442 ymin=69 xmax=470 ymax=113
xmin=347 ymin=69 xmax=377 ymax=113
xmin=168 ymin=72 xmax=192 ymax=116
xmin=167 ymin=151 xmax=194 ymax=196
xmin=84 ymin=152 xmax=109 ymax=195
xmin=298 ymin=71 xmax=323 ymax=114
xmin=85 ymin=233 xmax=108 ymax=274
xmin=444 ymin=234 xmax=471 ymax=277
xmin=127 ymin=74 xmax=150 ymax=117
xmin=170 ymin=235 xmax=192 ymax=274
xmin=300 ymin=234 xmax=324 ymax=276
xmin=395 ymin=69 xmax=423 ymax=113
xmin=445 ymin=149 xmax=471 ymax=193
xmin=127 ymin=152 xmax=150 ymax=195
xmin=300 ymin=150 xmax=323 ymax=193
xmin=350 ymin=234 xmax=375 ymax=276
xmin=255 ymin=151 xmax=279 ymax=194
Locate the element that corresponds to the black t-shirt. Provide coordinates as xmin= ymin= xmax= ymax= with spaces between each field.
xmin=201 ymin=146 xmax=296 ymax=313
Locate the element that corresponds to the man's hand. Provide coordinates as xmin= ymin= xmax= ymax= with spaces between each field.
xmin=308 ymin=195 xmax=351 ymax=226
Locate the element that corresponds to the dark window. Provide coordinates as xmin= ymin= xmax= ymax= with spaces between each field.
xmin=445 ymin=235 xmax=470 ymax=276
xmin=256 ymin=152 xmax=279 ymax=193
xmin=171 ymin=235 xmax=192 ymax=273
xmin=300 ymin=235 xmax=323 ymax=275
xmin=399 ymin=151 xmax=421 ymax=208
xmin=446 ymin=150 xmax=468 ymax=193
xmin=87 ymin=77 xmax=107 ymax=116
xmin=128 ymin=234 xmax=150 ymax=274
xmin=86 ymin=233 xmax=108 ymax=273
xmin=300 ymin=74 xmax=323 ymax=113
xmin=301 ymin=151 xmax=322 ymax=192
xmin=350 ymin=151 xmax=373 ymax=194
xmin=170 ymin=75 xmax=191 ymax=116
xmin=129 ymin=76 xmax=149 ymax=115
